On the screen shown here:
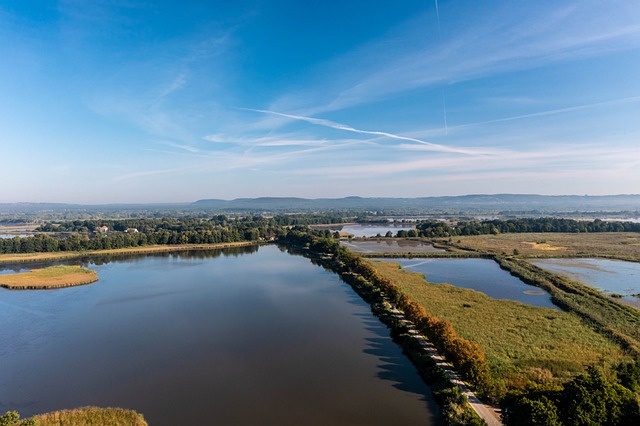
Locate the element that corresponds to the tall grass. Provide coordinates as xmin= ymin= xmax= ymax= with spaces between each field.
xmin=369 ymin=259 xmax=629 ymax=396
xmin=496 ymin=256 xmax=640 ymax=355
xmin=25 ymin=407 xmax=147 ymax=426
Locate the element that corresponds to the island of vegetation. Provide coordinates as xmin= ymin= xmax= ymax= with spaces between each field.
xmin=0 ymin=266 xmax=98 ymax=290
xmin=0 ymin=407 xmax=147 ymax=426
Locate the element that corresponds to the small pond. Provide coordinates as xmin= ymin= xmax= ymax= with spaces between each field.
xmin=342 ymin=239 xmax=445 ymax=254
xmin=315 ymin=224 xmax=416 ymax=238
xmin=388 ymin=258 xmax=558 ymax=310
xmin=530 ymin=258 xmax=640 ymax=310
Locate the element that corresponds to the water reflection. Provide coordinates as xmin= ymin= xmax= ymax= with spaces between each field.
xmin=0 ymin=245 xmax=440 ymax=425
xmin=342 ymin=239 xmax=445 ymax=254
xmin=531 ymin=258 xmax=640 ymax=310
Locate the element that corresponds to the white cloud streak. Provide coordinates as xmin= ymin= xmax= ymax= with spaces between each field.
xmin=242 ymin=108 xmax=484 ymax=156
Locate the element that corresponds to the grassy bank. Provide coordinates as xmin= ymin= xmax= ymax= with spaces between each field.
xmin=0 ymin=242 xmax=257 ymax=264
xmin=0 ymin=266 xmax=98 ymax=289
xmin=368 ymin=259 xmax=629 ymax=395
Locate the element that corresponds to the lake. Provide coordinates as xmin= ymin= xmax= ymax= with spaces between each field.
xmin=389 ymin=258 xmax=558 ymax=309
xmin=0 ymin=245 xmax=440 ymax=426
xmin=531 ymin=258 xmax=640 ymax=310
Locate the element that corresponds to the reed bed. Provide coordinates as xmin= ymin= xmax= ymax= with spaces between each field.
xmin=369 ymin=259 xmax=629 ymax=395
xmin=0 ymin=266 xmax=98 ymax=289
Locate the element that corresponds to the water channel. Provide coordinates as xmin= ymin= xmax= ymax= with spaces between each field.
xmin=0 ymin=245 xmax=441 ymax=426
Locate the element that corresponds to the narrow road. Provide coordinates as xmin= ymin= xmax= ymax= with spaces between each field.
xmin=387 ymin=303 xmax=503 ymax=426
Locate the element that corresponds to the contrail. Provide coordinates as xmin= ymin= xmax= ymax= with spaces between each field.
xmin=243 ymin=108 xmax=480 ymax=155
xmin=442 ymin=89 xmax=448 ymax=136
xmin=454 ymin=95 xmax=640 ymax=129
xmin=434 ymin=0 xmax=441 ymax=36
xmin=434 ymin=0 xmax=448 ymax=136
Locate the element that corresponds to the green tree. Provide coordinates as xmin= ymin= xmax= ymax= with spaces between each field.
xmin=0 ymin=412 xmax=19 ymax=426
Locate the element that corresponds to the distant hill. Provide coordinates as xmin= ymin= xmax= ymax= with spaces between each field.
xmin=2 ymin=195 xmax=640 ymax=216
xmin=192 ymin=194 xmax=640 ymax=214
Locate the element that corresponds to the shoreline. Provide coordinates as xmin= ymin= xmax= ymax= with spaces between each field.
xmin=0 ymin=242 xmax=258 ymax=264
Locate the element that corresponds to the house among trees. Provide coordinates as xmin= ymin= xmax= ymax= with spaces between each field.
xmin=98 ymin=226 xmax=109 ymax=233
xmin=125 ymin=228 xmax=139 ymax=233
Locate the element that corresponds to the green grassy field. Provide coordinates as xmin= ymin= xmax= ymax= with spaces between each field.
xmin=369 ymin=259 xmax=629 ymax=395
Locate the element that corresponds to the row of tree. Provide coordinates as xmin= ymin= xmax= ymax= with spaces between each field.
xmin=0 ymin=217 xmax=289 ymax=254
xmin=35 ymin=214 xmax=346 ymax=234
xmin=415 ymin=218 xmax=640 ymax=237
xmin=1 ymin=214 xmax=351 ymax=255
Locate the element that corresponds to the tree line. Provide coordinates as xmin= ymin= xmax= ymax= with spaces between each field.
xmin=502 ymin=364 xmax=640 ymax=425
xmin=1 ymin=217 xmax=283 ymax=254
xmin=0 ymin=215 xmax=352 ymax=255
xmin=414 ymin=218 xmax=640 ymax=238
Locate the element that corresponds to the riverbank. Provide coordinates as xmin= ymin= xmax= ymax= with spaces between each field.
xmin=0 ymin=242 xmax=258 ymax=264
xmin=0 ymin=265 xmax=98 ymax=289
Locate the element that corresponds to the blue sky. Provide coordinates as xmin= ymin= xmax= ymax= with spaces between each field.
xmin=1 ymin=0 xmax=639 ymax=203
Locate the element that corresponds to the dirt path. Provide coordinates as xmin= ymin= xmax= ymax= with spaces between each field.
xmin=387 ymin=302 xmax=503 ymax=426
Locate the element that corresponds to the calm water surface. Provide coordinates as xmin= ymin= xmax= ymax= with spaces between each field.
xmin=330 ymin=224 xmax=416 ymax=238
xmin=342 ymin=239 xmax=445 ymax=254
xmin=0 ymin=245 xmax=440 ymax=426
xmin=531 ymin=258 xmax=640 ymax=310
xmin=389 ymin=258 xmax=558 ymax=309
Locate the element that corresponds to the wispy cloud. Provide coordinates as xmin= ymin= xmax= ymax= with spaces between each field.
xmin=269 ymin=1 xmax=640 ymax=116
xmin=453 ymin=95 xmax=640 ymax=129
xmin=159 ymin=71 xmax=187 ymax=98
xmin=242 ymin=108 xmax=484 ymax=155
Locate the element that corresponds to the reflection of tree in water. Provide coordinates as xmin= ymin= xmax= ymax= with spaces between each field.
xmin=362 ymin=331 xmax=440 ymax=420
xmin=88 ymin=245 xmax=260 ymax=266
xmin=0 ymin=245 xmax=260 ymax=271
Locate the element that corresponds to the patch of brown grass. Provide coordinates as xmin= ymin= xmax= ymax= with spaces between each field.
xmin=0 ymin=266 xmax=98 ymax=289
xmin=450 ymin=233 xmax=640 ymax=261
xmin=27 ymin=406 xmax=147 ymax=426
xmin=522 ymin=241 xmax=566 ymax=251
